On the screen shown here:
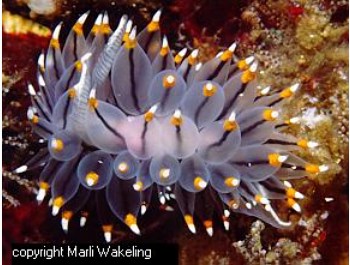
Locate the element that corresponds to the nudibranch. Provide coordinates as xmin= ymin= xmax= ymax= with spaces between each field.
xmin=16 ymin=10 xmax=329 ymax=241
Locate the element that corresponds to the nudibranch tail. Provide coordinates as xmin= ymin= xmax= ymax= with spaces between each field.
xmin=17 ymin=9 xmax=330 ymax=241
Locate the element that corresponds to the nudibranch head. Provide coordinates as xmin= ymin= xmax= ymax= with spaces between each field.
xmin=17 ymin=10 xmax=328 ymax=241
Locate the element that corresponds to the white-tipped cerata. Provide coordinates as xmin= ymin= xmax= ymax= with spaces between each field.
xmin=38 ymin=74 xmax=46 ymax=87
xmin=102 ymin=11 xmax=109 ymax=25
xmin=271 ymin=110 xmax=279 ymax=119
xmin=80 ymin=216 xmax=87 ymax=227
xmin=130 ymin=224 xmax=141 ymax=235
xmin=95 ymin=13 xmax=103 ymax=26
xmin=291 ymin=201 xmax=301 ymax=212
xmin=36 ymin=188 xmax=46 ymax=203
xmin=28 ymin=84 xmax=36 ymax=96
xmin=290 ymin=83 xmax=301 ymax=93
xmin=152 ymin=9 xmax=162 ymax=23
xmin=89 ymin=87 xmax=97 ymax=99
xmin=178 ymin=48 xmax=187 ymax=57
xmin=162 ymin=36 xmax=169 ymax=49
xmin=195 ymin=62 xmax=203 ymax=71
xmin=249 ymin=61 xmax=259 ymax=72
xmin=132 ymin=182 xmax=143 ymax=191
xmin=245 ymin=55 xmax=255 ymax=65
xmin=38 ymin=53 xmax=45 ymax=69
xmin=190 ymin=49 xmax=199 ymax=59
xmin=278 ymin=155 xmax=289 ymax=163
xmin=260 ymin=197 xmax=270 ymax=205
xmin=260 ymin=86 xmax=271 ymax=95
xmin=224 ymin=209 xmax=230 ymax=217
xmin=14 ymin=165 xmax=28 ymax=174
xmin=149 ymin=104 xmax=158 ymax=114
xmin=52 ymin=23 xmax=62 ymax=40
xmin=187 ymin=223 xmax=196 ymax=234
xmin=52 ymin=205 xmax=60 ymax=216
xmin=77 ymin=11 xmax=89 ymax=25
xmin=116 ymin=15 xmax=128 ymax=33
xmin=159 ymin=194 xmax=166 ymax=205
xmin=224 ymin=220 xmax=230 ymax=231
xmin=129 ymin=26 xmax=137 ymax=41
xmin=215 ymin=51 xmax=223 ymax=58
xmin=104 ymin=231 xmax=111 ymax=243
xmin=141 ymin=204 xmax=147 ymax=215
xmin=206 ymin=227 xmax=213 ymax=237
xmin=164 ymin=192 xmax=170 ymax=200
xmin=61 ymin=218 xmax=69 ymax=232
xmin=228 ymin=111 xmax=236 ymax=122
xmin=125 ymin=20 xmax=133 ymax=34
xmin=294 ymin=191 xmax=305 ymax=199
xmin=228 ymin=42 xmax=237 ymax=53
xmin=38 ymin=52 xmax=45 ymax=65
xmin=27 ymin=107 xmax=36 ymax=120
xmin=283 ymin=181 xmax=292 ymax=188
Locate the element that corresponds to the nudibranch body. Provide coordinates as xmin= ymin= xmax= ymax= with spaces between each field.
xmin=17 ymin=10 xmax=328 ymax=241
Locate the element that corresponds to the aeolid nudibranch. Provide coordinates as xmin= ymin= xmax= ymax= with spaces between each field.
xmin=16 ymin=10 xmax=329 ymax=241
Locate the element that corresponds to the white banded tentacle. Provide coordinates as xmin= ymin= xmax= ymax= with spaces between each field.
xmin=92 ymin=15 xmax=128 ymax=88
xmin=70 ymin=53 xmax=93 ymax=141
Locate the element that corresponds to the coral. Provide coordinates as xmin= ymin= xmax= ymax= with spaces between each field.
xmin=233 ymin=211 xmax=330 ymax=264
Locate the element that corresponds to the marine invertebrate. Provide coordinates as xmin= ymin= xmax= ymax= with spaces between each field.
xmin=15 ymin=10 xmax=330 ymax=242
